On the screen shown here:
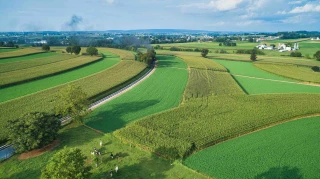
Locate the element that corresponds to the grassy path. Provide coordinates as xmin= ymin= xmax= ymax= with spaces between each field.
xmin=184 ymin=116 xmax=320 ymax=179
xmin=85 ymin=55 xmax=189 ymax=132
xmin=0 ymin=52 xmax=119 ymax=103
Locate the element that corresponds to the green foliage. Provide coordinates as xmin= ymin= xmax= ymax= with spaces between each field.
xmin=219 ymin=49 xmax=227 ymax=54
xmin=185 ymin=117 xmax=320 ymax=179
xmin=55 ymin=85 xmax=89 ymax=123
xmin=314 ymin=50 xmax=320 ymax=61
xmin=86 ymin=46 xmax=98 ymax=56
xmin=250 ymin=48 xmax=257 ymax=61
xmin=236 ymin=49 xmax=265 ymax=55
xmin=290 ymin=51 xmax=302 ymax=57
xmin=311 ymin=66 xmax=319 ymax=72
xmin=41 ymin=147 xmax=91 ymax=179
xmin=7 ymin=112 xmax=61 ymax=153
xmin=72 ymin=46 xmax=81 ymax=55
xmin=0 ymin=55 xmax=101 ymax=87
xmin=66 ymin=46 xmax=72 ymax=54
xmin=201 ymin=48 xmax=209 ymax=57
xmin=137 ymin=49 xmax=156 ymax=66
xmin=42 ymin=44 xmax=50 ymax=52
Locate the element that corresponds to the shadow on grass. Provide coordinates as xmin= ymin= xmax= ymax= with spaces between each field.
xmin=85 ymin=100 xmax=160 ymax=133
xmin=255 ymin=166 xmax=303 ymax=179
xmin=157 ymin=55 xmax=183 ymax=68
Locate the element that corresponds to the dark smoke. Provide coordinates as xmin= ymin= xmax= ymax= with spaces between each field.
xmin=113 ymin=36 xmax=151 ymax=50
xmin=64 ymin=15 xmax=83 ymax=31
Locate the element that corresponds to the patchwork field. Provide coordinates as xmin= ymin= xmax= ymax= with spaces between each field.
xmin=85 ymin=55 xmax=189 ymax=132
xmin=185 ymin=116 xmax=320 ymax=179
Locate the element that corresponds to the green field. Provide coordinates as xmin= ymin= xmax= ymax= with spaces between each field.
xmin=0 ymin=55 xmax=102 ymax=87
xmin=254 ymin=62 xmax=320 ymax=83
xmin=0 ymin=52 xmax=119 ymax=102
xmin=184 ymin=116 xmax=320 ymax=179
xmin=85 ymin=55 xmax=189 ymax=132
xmin=0 ymin=48 xmax=44 ymax=59
xmin=214 ymin=59 xmax=320 ymax=94
xmin=0 ymin=123 xmax=208 ymax=179
xmin=0 ymin=53 xmax=77 ymax=73
xmin=0 ymin=48 xmax=18 ymax=53
xmin=0 ymin=52 xmax=58 ymax=64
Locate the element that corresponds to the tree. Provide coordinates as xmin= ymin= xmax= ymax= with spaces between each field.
xmin=41 ymin=147 xmax=91 ymax=179
xmin=250 ymin=48 xmax=257 ymax=61
xmin=290 ymin=51 xmax=302 ymax=57
xmin=201 ymin=48 xmax=209 ymax=58
xmin=311 ymin=66 xmax=319 ymax=72
xmin=86 ymin=46 xmax=98 ymax=56
xmin=15 ymin=44 xmax=19 ymax=48
xmin=42 ymin=44 xmax=50 ymax=52
xmin=72 ymin=45 xmax=81 ymax=55
xmin=7 ymin=112 xmax=61 ymax=153
xmin=55 ymin=85 xmax=89 ymax=124
xmin=314 ymin=50 xmax=320 ymax=61
xmin=66 ymin=46 xmax=72 ymax=54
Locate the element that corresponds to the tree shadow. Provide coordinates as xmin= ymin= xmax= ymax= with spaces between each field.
xmin=157 ymin=55 xmax=181 ymax=68
xmin=85 ymin=100 xmax=160 ymax=133
xmin=255 ymin=166 xmax=303 ymax=179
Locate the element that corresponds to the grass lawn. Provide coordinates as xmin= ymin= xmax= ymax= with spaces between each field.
xmin=184 ymin=116 xmax=320 ymax=179
xmin=0 ymin=123 xmax=208 ymax=179
xmin=0 ymin=52 xmax=59 ymax=64
xmin=85 ymin=55 xmax=189 ymax=132
xmin=0 ymin=52 xmax=119 ymax=103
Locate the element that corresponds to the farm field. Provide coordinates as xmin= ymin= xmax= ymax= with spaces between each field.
xmin=85 ymin=55 xmax=189 ymax=132
xmin=0 ymin=123 xmax=208 ymax=179
xmin=0 ymin=52 xmax=58 ymax=64
xmin=0 ymin=53 xmax=78 ymax=73
xmin=0 ymin=52 xmax=119 ymax=102
xmin=0 ymin=48 xmax=18 ymax=53
xmin=214 ymin=59 xmax=320 ymax=94
xmin=0 ymin=50 xmax=147 ymax=142
xmin=184 ymin=116 xmax=320 ymax=179
xmin=0 ymin=48 xmax=44 ymax=59
xmin=0 ymin=55 xmax=102 ymax=87
xmin=254 ymin=62 xmax=320 ymax=83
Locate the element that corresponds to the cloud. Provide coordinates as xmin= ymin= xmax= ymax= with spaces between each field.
xmin=179 ymin=0 xmax=244 ymax=12
xmin=207 ymin=21 xmax=226 ymax=26
xmin=106 ymin=0 xmax=115 ymax=4
xmin=289 ymin=3 xmax=320 ymax=13
xmin=276 ymin=10 xmax=287 ymax=14
xmin=280 ymin=15 xmax=303 ymax=23
xmin=236 ymin=20 xmax=262 ymax=26
xmin=288 ymin=1 xmax=302 ymax=5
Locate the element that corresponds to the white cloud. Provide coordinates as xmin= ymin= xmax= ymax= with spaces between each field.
xmin=179 ymin=0 xmax=244 ymax=12
xmin=106 ymin=0 xmax=115 ymax=4
xmin=288 ymin=1 xmax=302 ymax=5
xmin=289 ymin=3 xmax=320 ymax=13
xmin=280 ymin=15 xmax=303 ymax=23
xmin=276 ymin=10 xmax=287 ymax=14
xmin=236 ymin=20 xmax=262 ymax=26
xmin=207 ymin=21 xmax=226 ymax=26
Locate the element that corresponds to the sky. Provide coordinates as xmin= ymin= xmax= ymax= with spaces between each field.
xmin=0 ymin=0 xmax=319 ymax=32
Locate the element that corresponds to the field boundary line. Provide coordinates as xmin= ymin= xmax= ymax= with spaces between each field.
xmin=233 ymin=74 xmax=320 ymax=87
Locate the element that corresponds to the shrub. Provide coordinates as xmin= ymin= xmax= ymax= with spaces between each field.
xmin=311 ymin=66 xmax=319 ymax=72
xmin=42 ymin=44 xmax=50 ymax=52
xmin=219 ymin=49 xmax=227 ymax=54
xmin=290 ymin=51 xmax=302 ymax=57
xmin=314 ymin=50 xmax=320 ymax=61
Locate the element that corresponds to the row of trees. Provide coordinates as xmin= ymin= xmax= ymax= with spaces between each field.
xmin=66 ymin=45 xmax=81 ymax=55
xmin=0 ymin=41 xmax=19 ymax=48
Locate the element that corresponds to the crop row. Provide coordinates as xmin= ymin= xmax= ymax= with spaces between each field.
xmin=0 ymin=54 xmax=78 ymax=73
xmin=254 ymin=62 xmax=320 ymax=83
xmin=116 ymin=93 xmax=320 ymax=159
xmin=184 ymin=69 xmax=244 ymax=100
xmin=98 ymin=48 xmax=135 ymax=60
xmin=0 ymin=56 xmax=102 ymax=87
xmin=0 ymin=48 xmax=44 ymax=59
xmin=0 ymin=60 xmax=147 ymax=142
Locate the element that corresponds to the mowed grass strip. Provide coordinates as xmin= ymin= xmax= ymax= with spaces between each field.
xmin=0 ymin=48 xmax=44 ymax=59
xmin=0 ymin=59 xmax=147 ymax=142
xmin=86 ymin=55 xmax=188 ymax=132
xmin=0 ymin=124 xmax=209 ymax=179
xmin=184 ymin=116 xmax=320 ymax=179
xmin=0 ymin=55 xmax=102 ymax=87
xmin=254 ymin=62 xmax=320 ymax=83
xmin=0 ymin=52 xmax=59 ymax=64
xmin=0 ymin=54 xmax=77 ymax=73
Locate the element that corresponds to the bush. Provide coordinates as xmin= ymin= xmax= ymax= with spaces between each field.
xmin=314 ymin=50 xmax=320 ymax=61
xmin=201 ymin=49 xmax=209 ymax=57
xmin=7 ymin=112 xmax=61 ymax=153
xmin=86 ymin=46 xmax=98 ymax=56
xmin=290 ymin=51 xmax=302 ymax=57
xmin=311 ymin=66 xmax=319 ymax=72
xmin=41 ymin=147 xmax=91 ymax=179
xmin=170 ymin=46 xmax=181 ymax=51
xmin=219 ymin=49 xmax=227 ymax=54
xmin=42 ymin=44 xmax=50 ymax=52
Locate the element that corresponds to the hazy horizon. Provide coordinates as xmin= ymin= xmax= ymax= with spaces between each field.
xmin=1 ymin=0 xmax=320 ymax=32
